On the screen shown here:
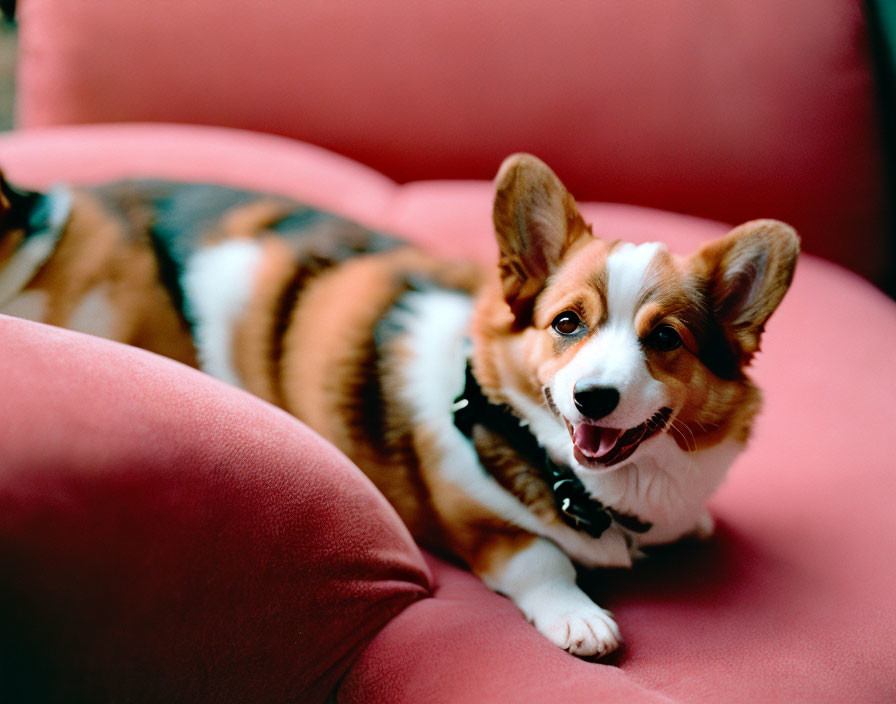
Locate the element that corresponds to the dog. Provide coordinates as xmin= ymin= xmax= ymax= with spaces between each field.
xmin=0 ymin=154 xmax=799 ymax=656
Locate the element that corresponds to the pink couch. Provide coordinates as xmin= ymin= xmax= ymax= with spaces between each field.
xmin=2 ymin=1 xmax=895 ymax=702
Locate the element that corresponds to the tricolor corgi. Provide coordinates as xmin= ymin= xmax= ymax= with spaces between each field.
xmin=0 ymin=154 xmax=798 ymax=656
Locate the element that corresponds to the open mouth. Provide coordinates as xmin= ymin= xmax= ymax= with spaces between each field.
xmin=567 ymin=407 xmax=673 ymax=468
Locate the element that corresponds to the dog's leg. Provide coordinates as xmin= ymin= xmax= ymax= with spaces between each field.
xmin=475 ymin=535 xmax=621 ymax=656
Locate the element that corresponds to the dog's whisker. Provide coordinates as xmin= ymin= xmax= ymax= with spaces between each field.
xmin=670 ymin=419 xmax=697 ymax=453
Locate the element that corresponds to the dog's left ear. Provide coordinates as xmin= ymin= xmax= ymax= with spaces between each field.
xmin=692 ymin=219 xmax=800 ymax=361
xmin=492 ymin=153 xmax=592 ymax=326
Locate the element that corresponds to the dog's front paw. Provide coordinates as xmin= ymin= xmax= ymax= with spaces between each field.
xmin=482 ymin=537 xmax=622 ymax=657
xmin=535 ymin=603 xmax=621 ymax=656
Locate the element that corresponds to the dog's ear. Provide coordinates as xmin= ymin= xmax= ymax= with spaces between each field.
xmin=492 ymin=153 xmax=592 ymax=326
xmin=691 ymin=219 xmax=799 ymax=363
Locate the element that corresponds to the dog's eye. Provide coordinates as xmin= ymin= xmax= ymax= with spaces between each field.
xmin=551 ymin=311 xmax=582 ymax=335
xmin=646 ymin=324 xmax=683 ymax=351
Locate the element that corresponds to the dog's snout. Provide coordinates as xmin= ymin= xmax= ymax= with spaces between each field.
xmin=573 ymin=382 xmax=620 ymax=420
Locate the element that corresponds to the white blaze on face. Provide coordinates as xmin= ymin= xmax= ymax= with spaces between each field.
xmin=550 ymin=242 xmax=669 ymax=429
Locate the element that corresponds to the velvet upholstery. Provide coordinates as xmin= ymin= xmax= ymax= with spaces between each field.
xmin=2 ymin=0 xmax=895 ymax=700
xmin=15 ymin=0 xmax=890 ymax=284
xmin=0 ymin=314 xmax=431 ymax=703
xmin=1 ymin=125 xmax=895 ymax=703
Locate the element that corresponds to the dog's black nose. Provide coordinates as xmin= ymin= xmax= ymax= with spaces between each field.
xmin=573 ymin=383 xmax=620 ymax=420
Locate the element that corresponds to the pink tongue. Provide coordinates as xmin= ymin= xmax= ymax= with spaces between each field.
xmin=574 ymin=424 xmax=624 ymax=458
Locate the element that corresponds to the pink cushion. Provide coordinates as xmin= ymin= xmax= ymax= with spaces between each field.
xmin=0 ymin=123 xmax=397 ymax=227
xmin=1 ymin=124 xmax=895 ymax=702
xmin=15 ymin=0 xmax=887 ymax=283
xmin=341 ymin=555 xmax=674 ymax=704
xmin=0 ymin=314 xmax=431 ymax=702
xmin=0 ymin=124 xmax=739 ymax=263
xmin=343 ymin=242 xmax=896 ymax=703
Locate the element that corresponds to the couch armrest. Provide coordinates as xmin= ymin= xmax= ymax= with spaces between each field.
xmin=0 ymin=315 xmax=431 ymax=703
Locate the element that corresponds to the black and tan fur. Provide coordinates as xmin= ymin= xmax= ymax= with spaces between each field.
xmin=0 ymin=155 xmax=799 ymax=656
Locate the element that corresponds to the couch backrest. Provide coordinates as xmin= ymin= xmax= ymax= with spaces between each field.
xmin=15 ymin=0 xmax=890 ymax=284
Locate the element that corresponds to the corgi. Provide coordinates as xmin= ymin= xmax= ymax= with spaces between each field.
xmin=0 ymin=154 xmax=799 ymax=656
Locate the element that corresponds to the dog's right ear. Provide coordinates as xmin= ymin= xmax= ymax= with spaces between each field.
xmin=492 ymin=154 xmax=592 ymax=326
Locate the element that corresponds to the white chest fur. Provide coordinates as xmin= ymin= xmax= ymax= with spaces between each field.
xmin=576 ymin=434 xmax=742 ymax=548
xmin=394 ymin=288 xmax=740 ymax=570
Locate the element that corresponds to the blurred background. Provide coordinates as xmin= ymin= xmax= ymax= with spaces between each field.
xmin=0 ymin=1 xmax=893 ymax=292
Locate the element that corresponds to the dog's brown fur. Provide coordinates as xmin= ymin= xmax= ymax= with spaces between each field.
xmin=0 ymin=156 xmax=798 ymax=656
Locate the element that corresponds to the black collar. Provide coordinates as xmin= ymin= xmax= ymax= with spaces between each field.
xmin=452 ymin=361 xmax=652 ymax=539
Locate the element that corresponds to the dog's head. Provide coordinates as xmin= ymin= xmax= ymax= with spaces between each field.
xmin=472 ymin=154 xmax=799 ymax=472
